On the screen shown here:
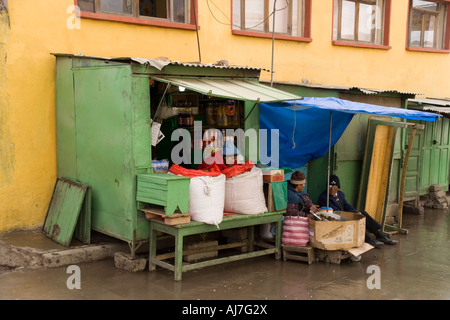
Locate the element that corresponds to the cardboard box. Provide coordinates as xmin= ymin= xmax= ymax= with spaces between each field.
xmin=262 ymin=169 xmax=284 ymax=182
xmin=308 ymin=211 xmax=366 ymax=250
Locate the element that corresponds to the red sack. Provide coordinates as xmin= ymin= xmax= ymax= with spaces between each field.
xmin=282 ymin=216 xmax=310 ymax=246
xmin=168 ymin=164 xmax=222 ymax=177
xmin=220 ymin=161 xmax=254 ymax=178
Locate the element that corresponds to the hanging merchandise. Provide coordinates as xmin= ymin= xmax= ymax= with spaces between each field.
xmin=189 ymin=174 xmax=226 ymax=226
xmin=224 ymin=166 xmax=268 ymax=214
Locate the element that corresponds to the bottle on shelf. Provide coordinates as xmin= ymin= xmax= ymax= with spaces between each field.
xmin=226 ymin=100 xmax=236 ymax=127
xmin=221 ymin=102 xmax=228 ymax=127
xmin=206 ymin=103 xmax=215 ymax=126
xmin=206 ymin=102 xmax=216 ymax=126
xmin=216 ymin=102 xmax=224 ymax=127
xmin=189 ymin=109 xmax=194 ymax=127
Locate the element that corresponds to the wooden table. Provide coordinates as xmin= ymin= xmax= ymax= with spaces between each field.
xmin=148 ymin=211 xmax=283 ymax=281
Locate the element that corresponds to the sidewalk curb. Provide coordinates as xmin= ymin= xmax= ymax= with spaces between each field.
xmin=0 ymin=240 xmax=129 ymax=269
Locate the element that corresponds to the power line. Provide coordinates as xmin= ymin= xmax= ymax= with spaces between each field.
xmin=206 ymin=0 xmax=290 ymax=31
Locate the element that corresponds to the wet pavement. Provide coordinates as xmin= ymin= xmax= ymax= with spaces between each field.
xmin=0 ymin=207 xmax=449 ymax=301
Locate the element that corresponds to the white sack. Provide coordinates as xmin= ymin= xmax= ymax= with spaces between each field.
xmin=189 ymin=174 xmax=226 ymax=226
xmin=224 ymin=167 xmax=268 ymax=214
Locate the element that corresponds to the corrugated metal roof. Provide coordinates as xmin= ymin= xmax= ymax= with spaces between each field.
xmin=151 ymin=75 xmax=301 ymax=102
xmin=409 ymin=98 xmax=450 ymax=107
xmin=263 ymin=80 xmax=420 ymax=96
xmin=51 ymin=53 xmax=267 ymax=72
xmin=408 ymin=98 xmax=450 ymax=114
xmin=129 ymin=58 xmax=268 ymax=71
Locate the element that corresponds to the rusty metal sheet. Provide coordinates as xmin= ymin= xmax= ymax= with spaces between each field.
xmin=43 ymin=178 xmax=89 ymax=247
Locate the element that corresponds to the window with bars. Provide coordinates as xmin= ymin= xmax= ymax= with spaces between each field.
xmin=407 ymin=0 xmax=449 ymax=50
xmin=77 ymin=0 xmax=193 ymax=25
xmin=232 ymin=0 xmax=311 ymax=40
xmin=333 ymin=0 xmax=391 ymax=47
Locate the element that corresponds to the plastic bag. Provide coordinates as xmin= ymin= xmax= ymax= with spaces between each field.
xmin=282 ymin=216 xmax=309 ymax=246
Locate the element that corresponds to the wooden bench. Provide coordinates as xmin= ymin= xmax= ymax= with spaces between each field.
xmin=148 ymin=211 xmax=283 ymax=281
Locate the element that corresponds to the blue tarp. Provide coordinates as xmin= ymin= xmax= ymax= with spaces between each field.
xmin=259 ymin=97 xmax=440 ymax=169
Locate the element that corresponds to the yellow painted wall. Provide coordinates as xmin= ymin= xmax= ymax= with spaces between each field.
xmin=0 ymin=0 xmax=449 ymax=232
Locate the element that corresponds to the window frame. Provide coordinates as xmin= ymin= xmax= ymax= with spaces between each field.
xmin=231 ymin=0 xmax=312 ymax=42
xmin=74 ymin=0 xmax=199 ymax=31
xmin=406 ymin=0 xmax=450 ymax=53
xmin=332 ymin=0 xmax=392 ymax=50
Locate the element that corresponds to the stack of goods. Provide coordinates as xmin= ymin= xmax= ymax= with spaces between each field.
xmin=168 ymin=161 xmax=268 ymax=225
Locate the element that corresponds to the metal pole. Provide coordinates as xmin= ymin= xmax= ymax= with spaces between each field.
xmin=327 ymin=111 xmax=332 ymax=212
xmin=270 ymin=0 xmax=277 ymax=87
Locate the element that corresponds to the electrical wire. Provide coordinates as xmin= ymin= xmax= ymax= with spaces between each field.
xmin=206 ymin=0 xmax=290 ymax=31
xmin=193 ymin=0 xmax=202 ymax=63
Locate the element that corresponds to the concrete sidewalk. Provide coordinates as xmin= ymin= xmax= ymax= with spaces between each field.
xmin=1 ymin=190 xmax=448 ymax=273
xmin=0 ymin=228 xmax=129 ymax=270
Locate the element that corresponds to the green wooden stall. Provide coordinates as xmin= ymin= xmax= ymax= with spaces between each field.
xmin=53 ymin=54 xmax=300 ymax=256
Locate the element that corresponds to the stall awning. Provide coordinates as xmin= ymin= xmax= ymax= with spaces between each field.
xmin=150 ymin=76 xmax=302 ymax=102
xmin=259 ymin=97 xmax=441 ymax=168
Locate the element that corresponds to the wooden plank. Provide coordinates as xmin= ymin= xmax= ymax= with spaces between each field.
xmin=74 ymin=186 xmax=92 ymax=245
xmin=140 ymin=207 xmax=191 ymax=225
xmin=398 ymin=126 xmax=417 ymax=229
xmin=156 ymin=241 xmax=248 ymax=261
xmin=43 ymin=178 xmax=88 ymax=247
xmin=357 ymin=119 xmax=399 ymax=227
xmin=181 ymin=249 xmax=277 ymax=272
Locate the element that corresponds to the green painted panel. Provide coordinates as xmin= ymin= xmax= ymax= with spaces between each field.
xmin=136 ymin=173 xmax=190 ymax=215
xmin=74 ymin=186 xmax=92 ymax=245
xmin=73 ymin=66 xmax=137 ymax=241
xmin=439 ymin=148 xmax=449 ymax=185
xmin=389 ymin=160 xmax=400 ymax=202
xmin=55 ymin=57 xmax=77 ymax=180
xmin=422 ymin=148 xmax=432 ymax=186
xmin=132 ymin=76 xmax=152 ymax=169
xmin=43 ymin=178 xmax=88 ymax=246
xmin=333 ymin=114 xmax=369 ymax=205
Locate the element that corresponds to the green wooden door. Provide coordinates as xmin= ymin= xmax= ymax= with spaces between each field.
xmin=420 ymin=118 xmax=450 ymax=193
xmin=333 ymin=114 xmax=370 ymax=206
xmin=72 ymin=66 xmax=150 ymax=243
xmin=403 ymin=123 xmax=424 ymax=199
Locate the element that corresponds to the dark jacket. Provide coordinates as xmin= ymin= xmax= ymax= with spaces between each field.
xmin=286 ymin=183 xmax=314 ymax=217
xmin=317 ymin=189 xmax=358 ymax=213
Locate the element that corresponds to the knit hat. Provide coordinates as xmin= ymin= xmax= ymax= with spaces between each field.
xmin=329 ymin=175 xmax=340 ymax=188
xmin=290 ymin=171 xmax=306 ymax=185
